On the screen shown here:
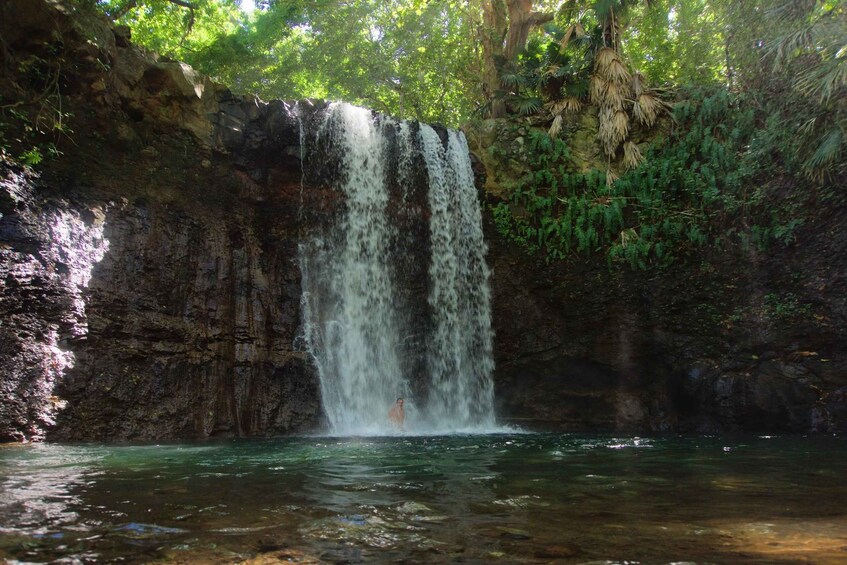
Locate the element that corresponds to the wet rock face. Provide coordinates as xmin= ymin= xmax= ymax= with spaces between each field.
xmin=0 ymin=161 xmax=108 ymax=441
xmin=44 ymin=99 xmax=329 ymax=440
xmin=0 ymin=0 xmax=324 ymax=441
xmin=52 ymin=200 xmax=320 ymax=441
xmin=481 ymin=150 xmax=847 ymax=434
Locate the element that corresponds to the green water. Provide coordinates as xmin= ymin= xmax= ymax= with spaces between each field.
xmin=1 ymin=434 xmax=846 ymax=564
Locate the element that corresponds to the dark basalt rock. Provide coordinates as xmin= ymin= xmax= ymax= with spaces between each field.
xmin=479 ymin=131 xmax=847 ymax=434
xmin=0 ymin=0 xmax=325 ymax=441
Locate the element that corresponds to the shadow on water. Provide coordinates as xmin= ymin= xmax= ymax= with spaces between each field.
xmin=1 ymin=434 xmax=847 ymax=563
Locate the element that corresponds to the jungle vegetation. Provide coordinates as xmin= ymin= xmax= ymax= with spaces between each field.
xmin=14 ymin=0 xmax=847 ymax=266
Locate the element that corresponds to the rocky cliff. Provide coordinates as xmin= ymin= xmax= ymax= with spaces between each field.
xmin=1 ymin=0 xmax=321 ymax=441
xmin=1 ymin=0 xmax=845 ymax=441
xmin=472 ymin=118 xmax=847 ymax=434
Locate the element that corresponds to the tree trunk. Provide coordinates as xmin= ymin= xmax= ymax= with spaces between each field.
xmin=504 ymin=0 xmax=553 ymax=60
xmin=479 ymin=0 xmax=553 ymax=118
xmin=481 ymin=0 xmax=508 ymax=118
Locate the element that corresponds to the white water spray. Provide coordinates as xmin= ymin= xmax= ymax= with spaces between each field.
xmin=299 ymin=103 xmax=497 ymax=435
xmin=418 ymin=125 xmax=495 ymax=429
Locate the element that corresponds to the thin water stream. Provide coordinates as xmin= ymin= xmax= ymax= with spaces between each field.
xmin=2 ymin=434 xmax=846 ymax=563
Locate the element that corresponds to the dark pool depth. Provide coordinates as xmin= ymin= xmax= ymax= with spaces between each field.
xmin=1 ymin=434 xmax=846 ymax=563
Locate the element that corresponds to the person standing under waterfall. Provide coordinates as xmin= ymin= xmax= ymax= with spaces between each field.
xmin=388 ymin=398 xmax=405 ymax=429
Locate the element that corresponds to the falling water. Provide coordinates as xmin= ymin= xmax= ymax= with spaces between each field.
xmin=299 ymin=102 xmax=495 ymax=435
xmin=418 ymin=125 xmax=495 ymax=429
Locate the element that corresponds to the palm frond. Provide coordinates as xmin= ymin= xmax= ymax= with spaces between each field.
xmin=605 ymin=59 xmax=631 ymax=83
xmin=549 ymin=114 xmax=564 ymax=139
xmin=603 ymin=81 xmax=626 ymax=111
xmin=553 ymin=64 xmax=574 ymax=78
xmin=512 ymin=96 xmax=543 ymax=115
xmin=499 ymin=70 xmax=527 ymax=88
xmin=632 ymin=92 xmax=669 ymax=126
xmin=631 ymin=71 xmax=646 ymax=97
xmin=795 ymin=57 xmax=847 ymax=104
xmin=589 ymin=74 xmax=606 ymax=104
xmin=563 ymin=79 xmax=588 ymax=99
xmin=770 ymin=27 xmax=813 ymax=71
xmin=550 ymin=96 xmax=582 ymax=115
xmin=622 ymin=141 xmax=644 ymax=170
xmin=598 ymin=109 xmax=629 ymax=156
xmin=542 ymin=64 xmax=562 ymax=78
xmin=560 ymin=24 xmax=576 ymax=51
xmin=799 ymin=116 xmax=817 ymax=135
xmin=559 ymin=22 xmax=587 ymax=52
xmin=548 ymin=99 xmax=567 ymax=115
xmin=613 ymin=110 xmax=630 ymax=141
xmin=574 ymin=22 xmax=586 ymax=37
xmin=562 ymin=96 xmax=582 ymax=112
xmin=595 ymin=47 xmax=618 ymax=71
xmin=804 ymin=126 xmax=844 ymax=180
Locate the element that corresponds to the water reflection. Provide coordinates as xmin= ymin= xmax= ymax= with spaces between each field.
xmin=0 ymin=444 xmax=102 ymax=536
xmin=0 ymin=435 xmax=846 ymax=563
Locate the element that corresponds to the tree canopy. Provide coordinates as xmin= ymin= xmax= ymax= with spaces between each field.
xmin=84 ymin=1 xmax=843 ymax=133
xmin=3 ymin=0 xmax=844 ymax=271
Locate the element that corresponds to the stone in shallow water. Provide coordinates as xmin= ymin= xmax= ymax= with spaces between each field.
xmin=533 ymin=543 xmax=580 ymax=558
xmin=111 ymin=522 xmax=186 ymax=539
xmin=394 ymin=501 xmax=432 ymax=515
xmin=496 ymin=527 xmax=532 ymax=540
xmin=243 ymin=547 xmax=323 ymax=564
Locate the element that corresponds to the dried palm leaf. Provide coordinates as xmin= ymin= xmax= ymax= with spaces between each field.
xmin=599 ymin=118 xmax=613 ymax=148
xmin=600 ymin=110 xmax=629 ymax=156
xmin=542 ymin=65 xmax=561 ymax=79
xmin=613 ymin=110 xmax=630 ymax=141
xmin=622 ymin=141 xmax=644 ymax=170
xmin=632 ymin=92 xmax=668 ymax=126
xmin=603 ymin=81 xmax=625 ymax=111
xmin=560 ymin=25 xmax=577 ymax=51
xmin=606 ymin=59 xmax=632 ymax=83
xmin=548 ymin=99 xmax=568 ymax=116
xmin=606 ymin=168 xmax=619 ymax=187
xmin=589 ymin=75 xmax=606 ymax=105
xmin=599 ymin=105 xmax=615 ymax=126
xmin=562 ymin=96 xmax=582 ymax=112
xmin=595 ymin=47 xmax=618 ymax=72
xmin=619 ymin=227 xmax=637 ymax=248
xmin=599 ymin=115 xmax=623 ymax=156
xmin=631 ymin=71 xmax=646 ymax=97
xmin=549 ymin=114 xmax=564 ymax=139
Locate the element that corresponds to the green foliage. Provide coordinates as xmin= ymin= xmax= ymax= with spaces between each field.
xmin=762 ymin=292 xmax=813 ymax=321
xmin=492 ymin=86 xmax=816 ymax=269
xmin=93 ymin=0 xmax=479 ymax=125
xmin=621 ymin=0 xmax=727 ymax=86
xmin=95 ymin=0 xmax=245 ymax=60
xmin=18 ymin=147 xmax=43 ymax=166
xmin=0 ymin=30 xmax=72 ymax=170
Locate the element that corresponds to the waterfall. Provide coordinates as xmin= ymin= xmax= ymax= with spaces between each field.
xmin=299 ymin=102 xmax=496 ymax=435
xmin=418 ymin=125 xmax=495 ymax=429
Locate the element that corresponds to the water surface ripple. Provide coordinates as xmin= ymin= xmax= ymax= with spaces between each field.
xmin=1 ymin=434 xmax=846 ymax=563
